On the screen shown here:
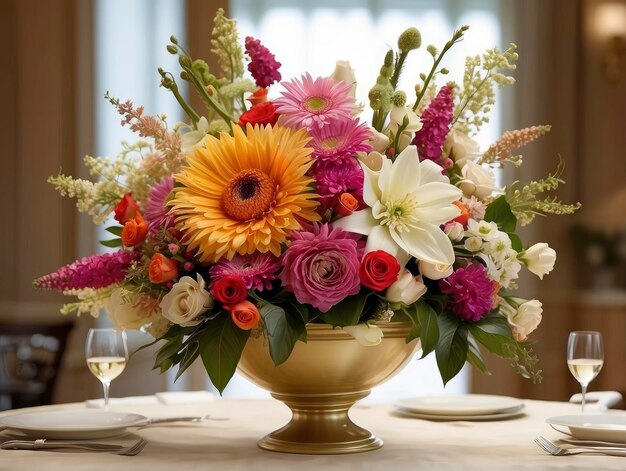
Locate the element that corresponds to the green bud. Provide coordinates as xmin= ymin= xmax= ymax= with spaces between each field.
xmin=157 ymin=67 xmax=165 ymax=75
xmin=426 ymin=44 xmax=438 ymax=57
xmin=192 ymin=59 xmax=211 ymax=85
xmin=169 ymin=35 xmax=179 ymax=45
xmin=440 ymin=68 xmax=449 ymax=75
xmin=414 ymin=84 xmax=421 ymax=95
xmin=419 ymin=72 xmax=426 ymax=81
xmin=379 ymin=65 xmax=393 ymax=79
xmin=178 ymin=55 xmax=192 ymax=68
xmin=180 ymin=71 xmax=190 ymax=81
xmin=461 ymin=25 xmax=470 ymax=31
xmin=391 ymin=91 xmax=407 ymax=107
xmin=368 ymin=87 xmax=383 ymax=110
xmin=383 ymin=50 xmax=394 ymax=67
xmin=398 ymin=27 xmax=421 ymax=52
xmin=166 ymin=45 xmax=178 ymax=55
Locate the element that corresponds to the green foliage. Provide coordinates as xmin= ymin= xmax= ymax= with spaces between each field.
xmin=323 ymin=294 xmax=370 ymax=327
xmin=435 ymin=313 xmax=469 ymax=385
xmin=259 ymin=302 xmax=306 ymax=365
xmin=403 ymin=300 xmax=440 ymax=358
xmin=484 ymin=196 xmax=517 ymax=233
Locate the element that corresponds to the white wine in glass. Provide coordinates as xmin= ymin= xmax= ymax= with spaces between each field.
xmin=85 ymin=329 xmax=128 ymax=409
xmin=567 ymin=331 xmax=604 ymax=413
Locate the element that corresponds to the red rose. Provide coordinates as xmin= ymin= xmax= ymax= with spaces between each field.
xmin=113 ymin=193 xmax=140 ymax=224
xmin=238 ymin=102 xmax=278 ymax=127
xmin=334 ymin=192 xmax=360 ymax=217
xmin=230 ymin=301 xmax=260 ymax=330
xmin=247 ymin=87 xmax=268 ymax=106
xmin=359 ymin=250 xmax=400 ymax=291
xmin=211 ymin=276 xmax=248 ymax=308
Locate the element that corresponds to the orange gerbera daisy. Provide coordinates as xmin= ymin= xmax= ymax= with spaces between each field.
xmin=170 ymin=124 xmax=320 ymax=263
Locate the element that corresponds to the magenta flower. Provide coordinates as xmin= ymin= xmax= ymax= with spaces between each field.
xmin=274 ymin=73 xmax=355 ymax=130
xmin=311 ymin=158 xmax=364 ymax=212
xmin=244 ymin=36 xmax=282 ymax=88
xmin=279 ymin=224 xmax=362 ymax=312
xmin=438 ymin=264 xmax=497 ymax=322
xmin=209 ymin=252 xmax=282 ymax=291
xmin=412 ymin=84 xmax=454 ymax=164
xmin=309 ymin=118 xmax=372 ymax=164
xmin=34 ymin=250 xmax=140 ymax=291
xmin=145 ymin=176 xmax=175 ymax=234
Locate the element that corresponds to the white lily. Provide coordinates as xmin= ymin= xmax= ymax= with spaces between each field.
xmin=335 ymin=145 xmax=462 ymax=265
xmin=180 ymin=116 xmax=210 ymax=154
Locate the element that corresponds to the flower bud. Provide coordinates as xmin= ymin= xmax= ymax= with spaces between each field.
xmin=520 ymin=243 xmax=556 ymax=280
xmin=426 ymin=44 xmax=438 ymax=57
xmin=343 ymin=323 xmax=384 ymax=346
xmin=330 ymin=60 xmax=357 ymax=97
xmin=398 ymin=27 xmax=421 ymax=52
xmin=166 ymin=45 xmax=178 ymax=55
xmin=418 ymin=260 xmax=453 ymax=280
xmin=391 ymin=91 xmax=407 ymax=107
xmin=386 ymin=269 xmax=427 ymax=305
xmin=383 ymin=49 xmax=394 ymax=67
xmin=444 ymin=222 xmax=465 ymax=242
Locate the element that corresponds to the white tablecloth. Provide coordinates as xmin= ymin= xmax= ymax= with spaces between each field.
xmin=0 ymin=398 xmax=624 ymax=471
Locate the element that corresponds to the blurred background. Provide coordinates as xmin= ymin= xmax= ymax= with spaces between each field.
xmin=0 ymin=0 xmax=625 ymax=408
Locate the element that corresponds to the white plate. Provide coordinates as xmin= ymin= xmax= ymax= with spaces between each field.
xmin=394 ymin=394 xmax=524 ymax=416
xmin=395 ymin=407 xmax=525 ymax=421
xmin=0 ymin=410 xmax=148 ymax=439
xmin=546 ymin=414 xmax=626 ymax=444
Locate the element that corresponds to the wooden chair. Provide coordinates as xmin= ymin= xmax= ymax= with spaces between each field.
xmin=0 ymin=322 xmax=73 ymax=410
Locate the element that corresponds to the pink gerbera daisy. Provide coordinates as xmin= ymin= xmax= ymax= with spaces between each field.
xmin=274 ymin=73 xmax=355 ymax=130
xmin=209 ymin=253 xmax=282 ymax=291
xmin=145 ymin=176 xmax=175 ymax=234
xmin=309 ymin=118 xmax=372 ymax=163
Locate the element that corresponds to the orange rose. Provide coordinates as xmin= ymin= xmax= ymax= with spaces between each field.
xmin=334 ymin=193 xmax=359 ymax=217
xmin=149 ymin=253 xmax=179 ymax=284
xmin=113 ymin=193 xmax=140 ymax=224
xmin=230 ymin=300 xmax=260 ymax=330
xmin=246 ymin=87 xmax=268 ymax=106
xmin=121 ymin=213 xmax=149 ymax=247
xmin=452 ymin=200 xmax=469 ymax=227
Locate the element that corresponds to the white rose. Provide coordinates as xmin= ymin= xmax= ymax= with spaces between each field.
xmin=418 ymin=260 xmax=453 ymax=280
xmin=506 ymin=298 xmax=543 ymax=341
xmin=521 ymin=243 xmax=556 ymax=280
xmin=343 ymin=323 xmax=384 ymax=346
xmin=444 ymin=222 xmax=464 ymax=242
xmin=443 ymin=129 xmax=481 ymax=168
xmin=387 ymin=105 xmax=423 ymax=135
xmin=330 ymin=60 xmax=357 ymax=97
xmin=386 ymin=269 xmax=427 ymax=305
xmin=106 ymin=288 xmax=160 ymax=330
xmin=367 ymin=131 xmax=390 ymax=154
xmin=160 ymin=274 xmax=213 ymax=327
xmin=459 ymin=161 xmax=502 ymax=200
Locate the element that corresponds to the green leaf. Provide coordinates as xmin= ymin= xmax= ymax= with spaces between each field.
xmin=175 ymin=341 xmax=200 ymax=381
xmin=435 ymin=313 xmax=469 ymax=385
xmin=415 ymin=300 xmax=440 ymax=358
xmin=100 ymin=238 xmax=123 ymax=248
xmin=260 ymin=302 xmax=306 ymax=365
xmin=105 ymin=226 xmax=123 ymax=236
xmin=468 ymin=320 xmax=515 ymax=359
xmin=323 ymin=294 xmax=368 ymax=327
xmin=484 ymin=195 xmax=517 ymax=232
xmin=508 ymin=232 xmax=522 ymax=252
xmin=287 ymin=300 xmax=320 ymax=326
xmin=473 ymin=313 xmax=514 ymax=338
xmin=199 ymin=313 xmax=250 ymax=394
xmin=466 ymin=335 xmax=489 ymax=374
xmin=153 ymin=335 xmax=183 ymax=370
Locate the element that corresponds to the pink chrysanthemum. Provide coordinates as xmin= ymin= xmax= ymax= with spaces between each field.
xmin=412 ymin=84 xmax=455 ymax=164
xmin=309 ymin=118 xmax=372 ymax=163
xmin=34 ymin=250 xmax=140 ymax=291
xmin=438 ymin=264 xmax=497 ymax=322
xmin=279 ymin=224 xmax=362 ymax=312
xmin=274 ymin=73 xmax=355 ymax=130
xmin=245 ymin=36 xmax=282 ymax=88
xmin=209 ymin=252 xmax=282 ymax=291
xmin=311 ymin=158 xmax=364 ymax=212
xmin=145 ymin=176 xmax=175 ymax=234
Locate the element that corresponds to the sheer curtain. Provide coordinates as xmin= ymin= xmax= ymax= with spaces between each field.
xmin=222 ymin=0 xmax=512 ymax=400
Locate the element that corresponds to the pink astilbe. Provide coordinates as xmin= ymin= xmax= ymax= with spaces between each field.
xmin=279 ymin=224 xmax=362 ymax=312
xmin=309 ymin=118 xmax=372 ymax=164
xmin=245 ymin=36 xmax=282 ymax=88
xmin=210 ymin=253 xmax=282 ymax=291
xmin=34 ymin=250 xmax=140 ymax=292
xmin=412 ymin=84 xmax=455 ymax=165
xmin=439 ymin=264 xmax=498 ymax=322
xmin=481 ymin=125 xmax=551 ymax=165
xmin=310 ymin=158 xmax=364 ymax=212
xmin=145 ymin=176 xmax=175 ymax=234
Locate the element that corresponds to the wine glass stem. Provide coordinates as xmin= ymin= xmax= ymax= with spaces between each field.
xmin=102 ymin=381 xmax=111 ymax=410
xmin=581 ymin=383 xmax=587 ymax=413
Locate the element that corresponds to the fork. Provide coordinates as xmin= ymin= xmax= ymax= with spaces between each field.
xmin=534 ymin=436 xmax=626 ymax=457
xmin=1 ymin=438 xmax=147 ymax=456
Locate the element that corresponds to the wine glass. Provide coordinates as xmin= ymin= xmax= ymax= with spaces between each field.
xmin=567 ymin=331 xmax=604 ymax=413
xmin=85 ymin=329 xmax=129 ymax=409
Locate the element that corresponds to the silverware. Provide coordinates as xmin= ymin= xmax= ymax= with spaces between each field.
xmin=534 ymin=436 xmax=626 ymax=457
xmin=0 ymin=437 xmax=147 ymax=456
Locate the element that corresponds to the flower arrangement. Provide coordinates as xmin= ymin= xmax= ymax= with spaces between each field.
xmin=36 ymin=9 xmax=580 ymax=392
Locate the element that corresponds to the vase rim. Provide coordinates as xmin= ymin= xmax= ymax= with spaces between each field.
xmin=304 ymin=321 xmax=413 ymax=340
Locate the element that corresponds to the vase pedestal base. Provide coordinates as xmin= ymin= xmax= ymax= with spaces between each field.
xmin=258 ymin=391 xmax=383 ymax=455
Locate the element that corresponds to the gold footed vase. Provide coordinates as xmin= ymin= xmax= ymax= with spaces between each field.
xmin=237 ymin=322 xmax=420 ymax=454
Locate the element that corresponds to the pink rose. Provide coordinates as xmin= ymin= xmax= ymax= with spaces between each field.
xmin=279 ymin=224 xmax=361 ymax=312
